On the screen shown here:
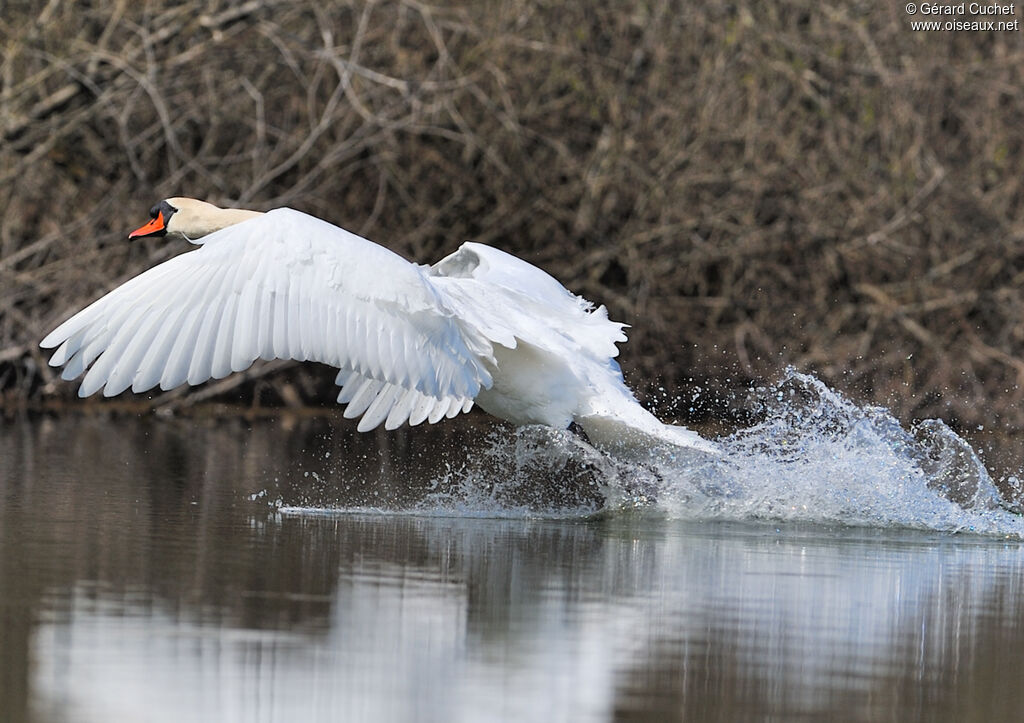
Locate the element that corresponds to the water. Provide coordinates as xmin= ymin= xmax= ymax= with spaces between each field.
xmin=3 ymin=372 xmax=1024 ymax=721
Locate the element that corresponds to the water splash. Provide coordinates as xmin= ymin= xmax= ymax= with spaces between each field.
xmin=411 ymin=371 xmax=1024 ymax=536
xmin=674 ymin=372 xmax=1023 ymax=535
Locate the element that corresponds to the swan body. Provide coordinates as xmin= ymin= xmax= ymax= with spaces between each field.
xmin=40 ymin=199 xmax=717 ymax=455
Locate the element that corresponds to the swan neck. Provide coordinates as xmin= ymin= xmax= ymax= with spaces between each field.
xmin=185 ymin=207 xmax=263 ymax=242
xmin=215 ymin=208 xmax=263 ymax=227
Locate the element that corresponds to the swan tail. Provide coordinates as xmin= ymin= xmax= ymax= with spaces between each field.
xmin=575 ymin=385 xmax=719 ymax=457
xmin=577 ymin=413 xmax=720 ymax=457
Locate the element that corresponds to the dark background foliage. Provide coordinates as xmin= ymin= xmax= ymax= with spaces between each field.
xmin=2 ymin=1 xmax=1023 ymax=427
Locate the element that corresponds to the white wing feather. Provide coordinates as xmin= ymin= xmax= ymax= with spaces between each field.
xmin=333 ymin=369 xmax=471 ymax=431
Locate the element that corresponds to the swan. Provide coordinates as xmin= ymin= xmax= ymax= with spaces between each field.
xmin=40 ymin=198 xmax=717 ymax=455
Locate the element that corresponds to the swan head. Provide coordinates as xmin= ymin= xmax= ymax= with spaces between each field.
xmin=128 ymin=197 xmax=262 ymax=241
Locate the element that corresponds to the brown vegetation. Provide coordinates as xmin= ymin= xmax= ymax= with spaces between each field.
xmin=2 ymin=1 xmax=1024 ymax=428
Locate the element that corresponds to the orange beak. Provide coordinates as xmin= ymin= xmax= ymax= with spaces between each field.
xmin=128 ymin=211 xmax=166 ymax=239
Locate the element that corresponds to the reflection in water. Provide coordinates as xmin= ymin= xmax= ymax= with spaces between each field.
xmin=2 ymin=415 xmax=1024 ymax=722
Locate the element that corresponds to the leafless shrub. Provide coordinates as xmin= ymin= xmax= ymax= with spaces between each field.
xmin=2 ymin=1 xmax=1023 ymax=428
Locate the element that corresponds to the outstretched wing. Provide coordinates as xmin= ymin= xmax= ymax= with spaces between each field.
xmin=429 ymin=241 xmax=627 ymax=363
xmin=41 ymin=208 xmax=493 ymax=428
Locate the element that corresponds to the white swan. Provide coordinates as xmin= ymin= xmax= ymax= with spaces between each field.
xmin=40 ymin=198 xmax=717 ymax=454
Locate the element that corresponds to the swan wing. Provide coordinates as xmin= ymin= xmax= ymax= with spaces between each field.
xmin=430 ymin=241 xmax=627 ymax=361
xmin=40 ymin=209 xmax=493 ymax=423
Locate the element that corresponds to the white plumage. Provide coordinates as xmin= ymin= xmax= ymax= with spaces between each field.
xmin=41 ymin=201 xmax=717 ymax=454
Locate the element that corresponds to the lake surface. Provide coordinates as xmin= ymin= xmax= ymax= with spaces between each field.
xmin=3 ymin=411 xmax=1024 ymax=722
